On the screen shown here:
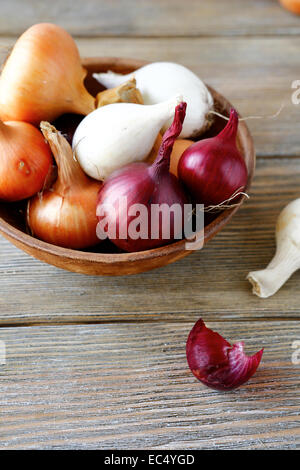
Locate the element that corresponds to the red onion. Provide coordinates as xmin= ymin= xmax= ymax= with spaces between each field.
xmin=52 ymin=113 xmax=84 ymax=145
xmin=178 ymin=108 xmax=248 ymax=206
xmin=186 ymin=319 xmax=263 ymax=391
xmin=97 ymin=103 xmax=189 ymax=252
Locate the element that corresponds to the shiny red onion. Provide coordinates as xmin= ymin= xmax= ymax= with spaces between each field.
xmin=97 ymin=102 xmax=188 ymax=252
xmin=178 ymin=108 xmax=248 ymax=206
xmin=186 ymin=319 xmax=263 ymax=391
xmin=52 ymin=113 xmax=84 ymax=145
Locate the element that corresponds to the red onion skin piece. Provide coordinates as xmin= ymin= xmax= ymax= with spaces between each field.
xmin=178 ymin=108 xmax=248 ymax=206
xmin=97 ymin=103 xmax=189 ymax=252
xmin=186 ymin=319 xmax=264 ymax=391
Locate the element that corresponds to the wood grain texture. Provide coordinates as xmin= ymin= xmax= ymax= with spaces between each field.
xmin=0 ymin=322 xmax=299 ymax=449
xmin=0 ymin=3 xmax=300 ymax=451
xmin=1 ymin=35 xmax=299 ymax=157
xmin=1 ymin=158 xmax=300 ymax=324
xmin=0 ymin=0 xmax=300 ymax=37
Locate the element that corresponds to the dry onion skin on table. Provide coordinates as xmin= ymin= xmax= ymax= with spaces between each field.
xmin=0 ymin=23 xmax=95 ymax=125
xmin=96 ymin=103 xmax=189 ymax=252
xmin=186 ymin=319 xmax=263 ymax=391
xmin=0 ymin=119 xmax=52 ymax=202
xmin=27 ymin=122 xmax=102 ymax=249
xmin=248 ymin=198 xmax=300 ymax=298
xmin=0 ymin=22 xmax=267 ymax=395
xmin=94 ymin=61 xmax=214 ymax=139
xmin=72 ymin=95 xmax=182 ymax=181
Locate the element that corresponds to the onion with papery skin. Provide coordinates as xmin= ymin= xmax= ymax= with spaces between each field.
xmin=93 ymin=61 xmax=213 ymax=138
xmin=73 ymin=95 xmax=182 ymax=181
xmin=178 ymin=108 xmax=248 ymax=206
xmin=96 ymin=103 xmax=188 ymax=252
xmin=0 ymin=119 xmax=52 ymax=202
xmin=27 ymin=122 xmax=102 ymax=249
xmin=0 ymin=23 xmax=95 ymax=125
xmin=186 ymin=319 xmax=264 ymax=391
xmin=279 ymin=0 xmax=300 ymax=15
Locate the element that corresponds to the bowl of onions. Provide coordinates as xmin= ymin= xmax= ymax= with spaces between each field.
xmin=0 ymin=24 xmax=255 ymax=276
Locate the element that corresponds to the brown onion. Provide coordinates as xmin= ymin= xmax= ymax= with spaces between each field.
xmin=27 ymin=122 xmax=102 ymax=249
xmin=0 ymin=23 xmax=95 ymax=125
xmin=0 ymin=119 xmax=52 ymax=202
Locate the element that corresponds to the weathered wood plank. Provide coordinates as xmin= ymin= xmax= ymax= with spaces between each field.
xmin=0 ymin=159 xmax=300 ymax=324
xmin=1 ymin=36 xmax=298 ymax=157
xmin=0 ymin=322 xmax=299 ymax=449
xmin=0 ymin=0 xmax=300 ymax=37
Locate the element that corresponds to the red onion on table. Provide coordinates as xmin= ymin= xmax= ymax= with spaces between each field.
xmin=96 ymin=102 xmax=189 ymax=252
xmin=178 ymin=108 xmax=248 ymax=207
xmin=186 ymin=319 xmax=263 ymax=391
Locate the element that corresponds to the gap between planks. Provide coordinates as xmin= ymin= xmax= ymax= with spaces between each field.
xmin=2 ymin=34 xmax=300 ymax=40
xmin=0 ymin=317 xmax=299 ymax=329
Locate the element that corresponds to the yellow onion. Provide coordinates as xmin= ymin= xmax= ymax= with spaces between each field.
xmin=0 ymin=23 xmax=95 ymax=125
xmin=0 ymin=119 xmax=52 ymax=201
xmin=27 ymin=122 xmax=101 ymax=249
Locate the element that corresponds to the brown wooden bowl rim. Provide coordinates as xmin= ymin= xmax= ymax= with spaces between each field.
xmin=0 ymin=56 xmax=255 ymax=265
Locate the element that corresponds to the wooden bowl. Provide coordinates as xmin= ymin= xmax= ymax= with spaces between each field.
xmin=0 ymin=57 xmax=255 ymax=276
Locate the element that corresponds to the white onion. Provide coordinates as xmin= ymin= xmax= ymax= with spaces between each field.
xmin=94 ymin=62 xmax=213 ymax=138
xmin=72 ymin=95 xmax=182 ymax=181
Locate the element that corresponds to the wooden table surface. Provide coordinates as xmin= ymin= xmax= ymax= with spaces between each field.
xmin=0 ymin=0 xmax=300 ymax=450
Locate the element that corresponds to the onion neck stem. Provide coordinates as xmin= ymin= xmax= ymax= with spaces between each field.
xmin=40 ymin=121 xmax=89 ymax=190
xmin=218 ymin=108 xmax=238 ymax=142
xmin=150 ymin=102 xmax=186 ymax=179
xmin=151 ymin=139 xmax=173 ymax=176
